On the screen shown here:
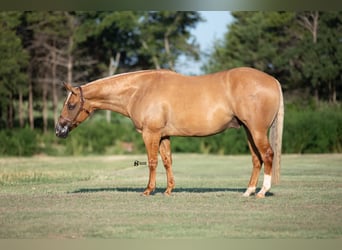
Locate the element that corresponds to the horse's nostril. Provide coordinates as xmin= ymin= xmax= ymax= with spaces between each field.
xmin=55 ymin=123 xmax=69 ymax=138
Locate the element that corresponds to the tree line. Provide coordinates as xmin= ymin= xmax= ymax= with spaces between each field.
xmin=0 ymin=11 xmax=341 ymax=134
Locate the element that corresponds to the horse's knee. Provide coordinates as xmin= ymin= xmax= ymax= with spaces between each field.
xmin=148 ymin=159 xmax=158 ymax=170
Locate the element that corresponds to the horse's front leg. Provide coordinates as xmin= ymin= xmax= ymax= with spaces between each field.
xmin=159 ymin=136 xmax=175 ymax=195
xmin=142 ymin=130 xmax=161 ymax=196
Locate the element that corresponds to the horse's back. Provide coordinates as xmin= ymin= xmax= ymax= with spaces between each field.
xmin=225 ymin=67 xmax=279 ymax=90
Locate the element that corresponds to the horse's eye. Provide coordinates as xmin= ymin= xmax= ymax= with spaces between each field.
xmin=68 ymin=103 xmax=76 ymax=110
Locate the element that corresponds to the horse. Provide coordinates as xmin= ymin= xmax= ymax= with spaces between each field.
xmin=55 ymin=67 xmax=284 ymax=198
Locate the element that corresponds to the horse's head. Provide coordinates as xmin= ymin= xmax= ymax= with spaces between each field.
xmin=55 ymin=83 xmax=92 ymax=138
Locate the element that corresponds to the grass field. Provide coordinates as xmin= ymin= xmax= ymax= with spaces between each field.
xmin=0 ymin=154 xmax=341 ymax=239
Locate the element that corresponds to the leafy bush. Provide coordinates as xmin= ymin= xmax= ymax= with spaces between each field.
xmin=62 ymin=118 xmax=144 ymax=155
xmin=283 ymin=107 xmax=342 ymax=153
xmin=0 ymin=126 xmax=38 ymax=156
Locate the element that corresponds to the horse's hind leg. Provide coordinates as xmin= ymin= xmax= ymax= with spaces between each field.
xmin=159 ymin=136 xmax=175 ymax=195
xmin=243 ymin=126 xmax=274 ymax=198
xmin=243 ymin=145 xmax=261 ymax=196
xmin=243 ymin=127 xmax=262 ymax=197
xmin=256 ymin=140 xmax=274 ymax=198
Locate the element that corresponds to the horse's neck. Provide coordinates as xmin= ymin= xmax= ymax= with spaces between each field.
xmin=83 ymin=75 xmax=138 ymax=116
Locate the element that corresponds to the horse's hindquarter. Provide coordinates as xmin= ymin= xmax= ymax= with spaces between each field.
xmin=226 ymin=67 xmax=281 ymax=130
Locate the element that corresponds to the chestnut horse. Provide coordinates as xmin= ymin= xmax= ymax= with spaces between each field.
xmin=56 ymin=67 xmax=284 ymax=198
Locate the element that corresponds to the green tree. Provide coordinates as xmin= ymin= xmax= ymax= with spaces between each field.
xmin=74 ymin=11 xmax=143 ymax=80
xmin=298 ymin=12 xmax=342 ymax=103
xmin=204 ymin=12 xmax=297 ymax=87
xmin=0 ymin=12 xmax=28 ymax=128
xmin=139 ymin=11 xmax=203 ymax=70
xmin=204 ymin=11 xmax=342 ymax=103
xmin=75 ymin=11 xmax=203 ymax=75
xmin=23 ymin=11 xmax=74 ymax=131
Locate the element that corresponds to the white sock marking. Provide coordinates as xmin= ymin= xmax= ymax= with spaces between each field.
xmin=262 ymin=174 xmax=272 ymax=191
xmin=243 ymin=186 xmax=256 ymax=197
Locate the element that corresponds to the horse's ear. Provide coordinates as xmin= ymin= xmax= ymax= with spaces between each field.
xmin=63 ymin=82 xmax=76 ymax=95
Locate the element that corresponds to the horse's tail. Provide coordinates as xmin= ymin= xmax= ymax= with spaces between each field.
xmin=269 ymin=80 xmax=284 ymax=184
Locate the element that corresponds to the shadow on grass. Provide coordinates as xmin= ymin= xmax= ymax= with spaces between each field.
xmin=69 ymin=187 xmax=274 ymax=196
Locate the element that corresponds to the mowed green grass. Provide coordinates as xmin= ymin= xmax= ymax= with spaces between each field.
xmin=0 ymin=154 xmax=341 ymax=239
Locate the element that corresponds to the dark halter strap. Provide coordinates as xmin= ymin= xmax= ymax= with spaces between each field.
xmin=60 ymin=86 xmax=91 ymax=126
xmin=77 ymin=86 xmax=91 ymax=115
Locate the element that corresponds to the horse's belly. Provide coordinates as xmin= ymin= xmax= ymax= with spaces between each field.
xmin=165 ymin=112 xmax=236 ymax=137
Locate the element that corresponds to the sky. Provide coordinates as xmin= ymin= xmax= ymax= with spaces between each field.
xmin=175 ymin=11 xmax=234 ymax=75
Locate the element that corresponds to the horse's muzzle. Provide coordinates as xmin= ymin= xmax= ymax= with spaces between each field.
xmin=55 ymin=123 xmax=70 ymax=138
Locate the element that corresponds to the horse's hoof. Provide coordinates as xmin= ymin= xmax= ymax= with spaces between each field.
xmin=142 ymin=187 xmax=156 ymax=196
xmin=164 ymin=187 xmax=173 ymax=196
xmin=256 ymin=192 xmax=265 ymax=198
xmin=142 ymin=190 xmax=151 ymax=196
xmin=242 ymin=187 xmax=256 ymax=197
xmin=242 ymin=192 xmax=250 ymax=197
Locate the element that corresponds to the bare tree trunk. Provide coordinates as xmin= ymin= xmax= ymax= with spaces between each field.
xmin=141 ymin=40 xmax=161 ymax=69
xmin=299 ymin=11 xmax=320 ymax=104
xmin=51 ymin=42 xmax=59 ymax=125
xmin=6 ymin=93 xmax=13 ymax=129
xmin=163 ymin=12 xmax=182 ymax=70
xmin=314 ymin=88 xmax=319 ymax=104
xmin=28 ymin=69 xmax=34 ymax=130
xmin=298 ymin=11 xmax=319 ymax=43
xmin=65 ymin=12 xmax=76 ymax=85
xmin=106 ymin=51 xmax=121 ymax=123
xmin=152 ymin=56 xmax=161 ymax=70
xmin=164 ymin=35 xmax=174 ymax=70
xmin=42 ymin=77 xmax=48 ymax=133
xmin=67 ymin=36 xmax=73 ymax=84
xmin=328 ymin=81 xmax=337 ymax=104
xmin=332 ymin=84 xmax=336 ymax=104
xmin=18 ymin=88 xmax=24 ymax=128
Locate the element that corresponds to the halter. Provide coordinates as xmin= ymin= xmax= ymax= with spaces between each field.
xmin=61 ymin=86 xmax=91 ymax=127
